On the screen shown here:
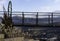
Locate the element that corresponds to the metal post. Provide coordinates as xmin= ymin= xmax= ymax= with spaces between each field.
xmin=48 ymin=15 xmax=50 ymax=26
xmin=22 ymin=12 xmax=24 ymax=25
xmin=36 ymin=12 xmax=38 ymax=25
xmin=51 ymin=13 xmax=53 ymax=26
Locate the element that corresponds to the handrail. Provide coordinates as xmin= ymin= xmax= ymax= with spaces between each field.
xmin=0 ymin=11 xmax=60 ymax=27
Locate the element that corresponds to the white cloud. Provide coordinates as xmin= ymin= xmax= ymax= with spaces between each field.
xmin=0 ymin=5 xmax=3 ymax=11
xmin=0 ymin=0 xmax=8 ymax=11
xmin=38 ymin=6 xmax=60 ymax=12
xmin=0 ymin=0 xmax=5 ymax=4
xmin=24 ymin=0 xmax=31 ymax=2
xmin=54 ymin=0 xmax=60 ymax=3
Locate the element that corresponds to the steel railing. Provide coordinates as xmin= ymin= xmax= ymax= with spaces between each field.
xmin=0 ymin=11 xmax=60 ymax=27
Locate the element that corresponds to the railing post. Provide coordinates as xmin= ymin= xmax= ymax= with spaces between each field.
xmin=51 ymin=13 xmax=53 ymax=26
xmin=36 ymin=12 xmax=38 ymax=26
xmin=22 ymin=12 xmax=24 ymax=25
xmin=48 ymin=15 xmax=50 ymax=26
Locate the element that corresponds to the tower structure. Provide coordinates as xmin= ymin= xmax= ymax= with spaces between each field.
xmin=8 ymin=1 xmax=12 ymax=18
xmin=8 ymin=1 xmax=12 ymax=27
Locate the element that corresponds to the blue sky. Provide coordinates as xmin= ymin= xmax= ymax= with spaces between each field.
xmin=0 ymin=0 xmax=60 ymax=12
